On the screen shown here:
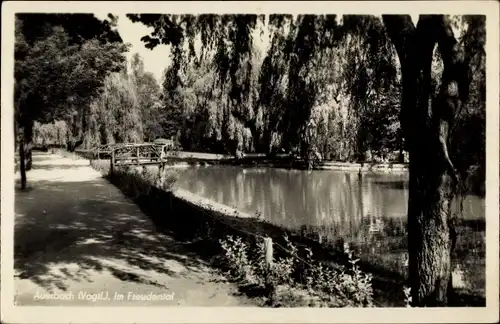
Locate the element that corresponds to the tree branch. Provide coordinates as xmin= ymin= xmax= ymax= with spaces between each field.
xmin=231 ymin=109 xmax=258 ymax=138
xmin=433 ymin=16 xmax=471 ymax=104
xmin=381 ymin=15 xmax=416 ymax=66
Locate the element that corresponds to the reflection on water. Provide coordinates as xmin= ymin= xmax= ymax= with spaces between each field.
xmin=173 ymin=165 xmax=485 ymax=294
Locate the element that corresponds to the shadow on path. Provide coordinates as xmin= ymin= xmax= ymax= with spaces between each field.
xmin=14 ymin=154 xmax=248 ymax=306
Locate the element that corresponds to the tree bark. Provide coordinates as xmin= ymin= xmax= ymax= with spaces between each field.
xmin=16 ymin=116 xmax=33 ymax=189
xmin=17 ymin=120 xmax=27 ymax=190
xmin=21 ymin=118 xmax=34 ymax=171
xmin=19 ymin=138 xmax=27 ymax=190
xmin=382 ymin=15 xmax=469 ymax=306
xmin=22 ymin=118 xmax=34 ymax=171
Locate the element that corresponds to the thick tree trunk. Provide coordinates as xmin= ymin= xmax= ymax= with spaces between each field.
xmin=383 ymin=15 xmax=469 ymax=306
xmin=407 ymin=144 xmax=455 ymax=305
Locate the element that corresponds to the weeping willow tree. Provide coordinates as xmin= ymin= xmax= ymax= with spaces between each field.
xmin=32 ymin=120 xmax=70 ymax=147
xmin=134 ymin=14 xmax=403 ymax=159
xmin=83 ymin=71 xmax=144 ymax=146
xmin=33 ymin=53 xmax=164 ymax=150
xmin=130 ymin=53 xmax=163 ymax=142
xmin=129 ymin=13 xmax=485 ymax=306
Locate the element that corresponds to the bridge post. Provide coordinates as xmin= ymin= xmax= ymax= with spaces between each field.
xmin=263 ymin=237 xmax=275 ymax=300
xmin=137 ymin=146 xmax=140 ymax=166
xmin=110 ymin=150 xmax=115 ymax=174
xmin=264 ymin=237 xmax=274 ymax=269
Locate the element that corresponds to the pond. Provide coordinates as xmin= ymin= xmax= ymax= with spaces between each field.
xmin=173 ymin=165 xmax=485 ymax=296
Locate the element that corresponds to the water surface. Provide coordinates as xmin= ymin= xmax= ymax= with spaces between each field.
xmin=173 ymin=165 xmax=485 ymax=295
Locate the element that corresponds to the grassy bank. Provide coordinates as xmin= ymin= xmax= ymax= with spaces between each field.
xmin=84 ymin=156 xmax=484 ymax=307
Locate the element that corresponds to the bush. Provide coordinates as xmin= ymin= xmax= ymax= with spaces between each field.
xmin=140 ymin=166 xmax=178 ymax=192
xmin=90 ymin=159 xmax=110 ymax=174
xmin=219 ymin=233 xmax=374 ymax=307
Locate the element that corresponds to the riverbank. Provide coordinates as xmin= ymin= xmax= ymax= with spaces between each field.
xmin=73 ymin=148 xmax=409 ymax=174
xmin=84 ymin=155 xmax=485 ymax=307
xmin=96 ymin=164 xmax=404 ymax=306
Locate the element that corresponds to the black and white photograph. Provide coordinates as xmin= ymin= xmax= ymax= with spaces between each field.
xmin=1 ymin=1 xmax=499 ymax=323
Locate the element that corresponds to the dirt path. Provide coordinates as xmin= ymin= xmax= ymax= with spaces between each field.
xmin=14 ymin=152 xmax=252 ymax=306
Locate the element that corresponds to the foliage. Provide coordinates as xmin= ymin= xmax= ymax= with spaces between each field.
xmin=219 ymin=234 xmax=374 ymax=307
xmin=32 ymin=120 xmax=69 ymax=146
xmin=426 ymin=16 xmax=485 ymax=187
xmin=127 ymin=14 xmax=405 ymax=159
xmin=403 ymin=286 xmax=412 ymax=307
xmin=449 ymin=16 xmax=486 ymax=193
xmin=125 ymin=15 xmax=387 ymax=163
xmin=32 ymin=52 xmax=166 ymax=150
xmin=16 ymin=13 xmax=122 ymax=46
xmin=127 ymin=14 xmax=484 ymax=177
xmin=99 ymin=72 xmax=143 ymax=143
xmin=114 ymin=165 xmax=179 ymax=193
xmin=14 ymin=13 xmax=129 ymax=188
xmin=68 ymin=53 xmax=162 ymax=148
xmin=130 ymin=53 xmax=164 ymax=141
xmin=89 ymin=159 xmax=111 ymax=174
xmin=19 ymin=14 xmax=484 ymax=168
xmin=15 ymin=14 xmax=129 ymax=129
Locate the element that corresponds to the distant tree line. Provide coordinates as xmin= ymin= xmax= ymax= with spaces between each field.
xmin=20 ymin=14 xmax=485 ymax=195
xmin=24 ymin=15 xmax=484 ymax=173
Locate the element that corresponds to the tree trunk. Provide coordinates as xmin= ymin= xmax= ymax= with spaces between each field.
xmin=407 ymin=144 xmax=455 ymax=305
xmin=18 ymin=125 xmax=27 ymax=190
xmin=383 ymin=15 xmax=469 ymax=306
xmin=23 ymin=118 xmax=34 ymax=171
xmin=14 ymin=118 xmax=19 ymax=156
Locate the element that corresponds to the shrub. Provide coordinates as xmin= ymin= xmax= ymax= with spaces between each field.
xmin=403 ymin=286 xmax=412 ymax=307
xmin=219 ymin=233 xmax=374 ymax=307
xmin=135 ymin=166 xmax=178 ymax=192
xmin=89 ymin=160 xmax=178 ymax=195
xmin=90 ymin=159 xmax=110 ymax=174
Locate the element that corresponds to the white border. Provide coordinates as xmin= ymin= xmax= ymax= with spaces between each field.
xmin=2 ymin=1 xmax=499 ymax=323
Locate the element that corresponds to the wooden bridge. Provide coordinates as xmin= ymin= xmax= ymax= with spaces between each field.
xmin=75 ymin=142 xmax=238 ymax=171
xmin=111 ymin=143 xmax=166 ymax=166
xmin=73 ymin=143 xmax=176 ymax=171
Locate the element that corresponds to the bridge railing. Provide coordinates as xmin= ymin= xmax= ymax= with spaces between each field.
xmin=106 ymin=143 xmax=170 ymax=172
xmin=85 ymin=143 xmax=235 ymax=173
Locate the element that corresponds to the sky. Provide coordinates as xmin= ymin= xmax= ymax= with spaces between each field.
xmin=95 ymin=13 xmax=172 ymax=83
